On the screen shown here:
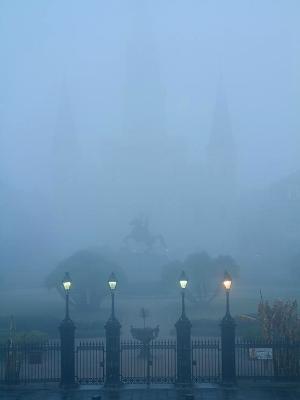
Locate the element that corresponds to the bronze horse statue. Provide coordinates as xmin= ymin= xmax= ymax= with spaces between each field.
xmin=123 ymin=216 xmax=167 ymax=253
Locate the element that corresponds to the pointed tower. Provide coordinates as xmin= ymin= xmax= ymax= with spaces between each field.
xmin=206 ymin=79 xmax=237 ymax=195
xmin=53 ymin=86 xmax=80 ymax=193
xmin=51 ymin=83 xmax=82 ymax=256
xmin=204 ymin=79 xmax=238 ymax=255
xmin=117 ymin=3 xmax=171 ymax=214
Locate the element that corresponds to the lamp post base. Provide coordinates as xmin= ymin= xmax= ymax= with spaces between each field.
xmin=220 ymin=313 xmax=236 ymax=385
xmin=59 ymin=318 xmax=76 ymax=387
xmin=105 ymin=316 xmax=121 ymax=386
xmin=175 ymin=314 xmax=192 ymax=385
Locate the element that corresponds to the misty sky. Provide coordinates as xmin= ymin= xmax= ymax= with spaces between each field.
xmin=1 ymin=0 xmax=299 ymax=192
xmin=0 ymin=0 xmax=300 ymax=264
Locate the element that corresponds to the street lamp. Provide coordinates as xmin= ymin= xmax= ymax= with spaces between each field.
xmin=223 ymin=270 xmax=232 ymax=317
xmin=179 ymin=271 xmax=188 ymax=317
xmin=108 ymin=272 xmax=117 ymax=318
xmin=62 ymin=272 xmax=72 ymax=320
xmin=105 ymin=272 xmax=121 ymax=385
xmin=175 ymin=270 xmax=191 ymax=384
xmin=59 ymin=272 xmax=76 ymax=386
xmin=220 ymin=270 xmax=236 ymax=383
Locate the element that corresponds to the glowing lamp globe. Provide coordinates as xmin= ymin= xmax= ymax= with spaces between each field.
xmin=108 ymin=272 xmax=117 ymax=291
xmin=62 ymin=272 xmax=72 ymax=292
xmin=223 ymin=271 xmax=232 ymax=291
xmin=179 ymin=271 xmax=188 ymax=289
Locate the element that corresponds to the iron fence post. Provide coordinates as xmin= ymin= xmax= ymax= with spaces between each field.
xmin=221 ymin=313 xmax=236 ymax=384
xmin=4 ymin=342 xmax=20 ymax=385
xmin=105 ymin=316 xmax=121 ymax=386
xmin=59 ymin=318 xmax=76 ymax=387
xmin=175 ymin=314 xmax=192 ymax=384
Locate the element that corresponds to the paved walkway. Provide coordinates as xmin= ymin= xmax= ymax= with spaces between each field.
xmin=1 ymin=384 xmax=300 ymax=400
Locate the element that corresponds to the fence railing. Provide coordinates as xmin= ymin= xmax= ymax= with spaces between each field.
xmin=236 ymin=338 xmax=300 ymax=380
xmin=76 ymin=340 xmax=105 ymax=384
xmin=0 ymin=338 xmax=299 ymax=385
xmin=192 ymin=338 xmax=221 ymax=382
xmin=0 ymin=342 xmax=60 ymax=384
xmin=120 ymin=340 xmax=176 ymax=384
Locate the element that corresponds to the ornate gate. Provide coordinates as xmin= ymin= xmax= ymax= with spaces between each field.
xmin=191 ymin=338 xmax=221 ymax=382
xmin=120 ymin=340 xmax=176 ymax=384
xmin=75 ymin=340 xmax=105 ymax=384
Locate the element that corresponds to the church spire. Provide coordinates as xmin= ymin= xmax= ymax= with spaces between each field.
xmin=50 ymin=80 xmax=82 ymax=257
xmin=52 ymin=81 xmax=80 ymax=190
xmin=118 ymin=3 xmax=170 ymax=211
xmin=53 ymin=81 xmax=78 ymax=163
xmin=203 ymin=77 xmax=238 ymax=255
xmin=206 ymin=77 xmax=236 ymax=193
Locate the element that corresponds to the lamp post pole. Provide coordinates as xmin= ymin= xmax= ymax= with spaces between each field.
xmin=105 ymin=272 xmax=121 ymax=386
xmin=59 ymin=272 xmax=76 ymax=387
xmin=181 ymin=290 xmax=186 ymax=317
xmin=220 ymin=271 xmax=236 ymax=385
xmin=111 ymin=290 xmax=115 ymax=318
xmin=175 ymin=271 xmax=191 ymax=385
xmin=65 ymin=289 xmax=70 ymax=320
xmin=226 ymin=290 xmax=230 ymax=317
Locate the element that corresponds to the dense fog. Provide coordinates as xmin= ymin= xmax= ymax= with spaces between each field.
xmin=0 ymin=0 xmax=300 ymax=293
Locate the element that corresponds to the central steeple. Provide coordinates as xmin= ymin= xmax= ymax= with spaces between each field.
xmin=203 ymin=78 xmax=238 ymax=256
xmin=117 ymin=2 xmax=170 ymax=214
xmin=206 ymin=77 xmax=237 ymax=194
xmin=51 ymin=81 xmax=83 ymax=257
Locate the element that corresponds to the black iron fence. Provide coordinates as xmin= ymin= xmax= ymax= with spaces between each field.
xmin=236 ymin=338 xmax=300 ymax=380
xmin=120 ymin=340 xmax=176 ymax=384
xmin=0 ymin=342 xmax=60 ymax=384
xmin=76 ymin=340 xmax=105 ymax=384
xmin=0 ymin=338 xmax=299 ymax=385
xmin=192 ymin=338 xmax=221 ymax=382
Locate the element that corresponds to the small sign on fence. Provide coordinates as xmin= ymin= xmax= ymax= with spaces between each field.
xmin=249 ymin=347 xmax=273 ymax=360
